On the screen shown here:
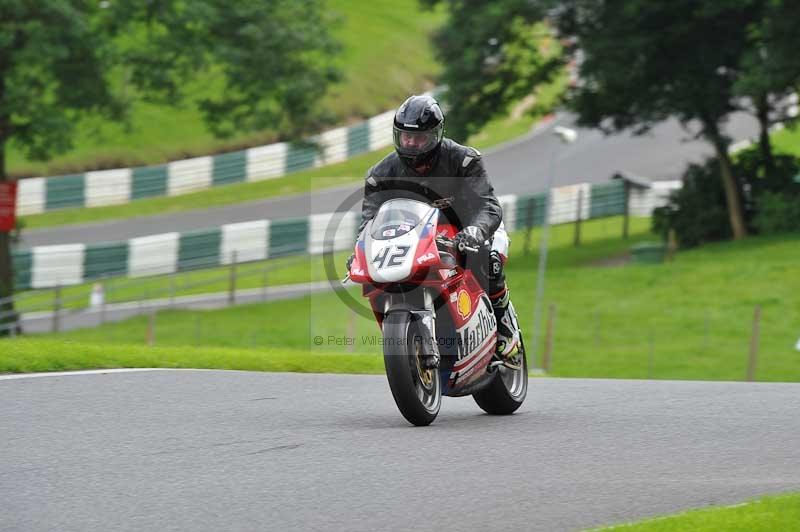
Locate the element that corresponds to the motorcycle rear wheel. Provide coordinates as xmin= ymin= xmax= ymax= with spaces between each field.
xmin=382 ymin=312 xmax=441 ymax=426
xmin=472 ymin=335 xmax=528 ymax=415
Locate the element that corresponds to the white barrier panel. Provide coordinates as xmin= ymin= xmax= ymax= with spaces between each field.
xmin=32 ymin=244 xmax=85 ymax=288
xmin=17 ymin=177 xmax=46 ymax=216
xmin=167 ymin=156 xmax=213 ymax=196
xmin=246 ymin=142 xmax=288 ymax=182
xmin=629 ymin=180 xmax=682 ymax=216
xmin=318 ymin=127 xmax=349 ymax=165
xmin=128 ymin=232 xmax=179 ymax=277
xmin=497 ymin=194 xmax=518 ymax=232
xmin=85 ymin=168 xmax=132 ymax=207
xmin=308 ymin=211 xmax=358 ymax=255
xmin=628 ymin=188 xmax=653 ymax=217
xmin=220 ymin=220 xmax=270 ymax=264
xmin=788 ymin=93 xmax=799 ymax=118
xmin=367 ymin=110 xmax=395 ymax=152
xmin=549 ymin=183 xmax=591 ymax=225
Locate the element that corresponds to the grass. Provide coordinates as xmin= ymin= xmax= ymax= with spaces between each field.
xmin=7 ymin=215 xmax=800 ymax=382
xmin=0 ymin=338 xmax=382 ymax=375
xmin=6 ymin=0 xmax=445 ymax=178
xmin=594 ymin=492 xmax=800 ymax=531
xmin=18 ymin=77 xmax=569 ymax=230
xmin=772 ymin=123 xmax=800 ymax=157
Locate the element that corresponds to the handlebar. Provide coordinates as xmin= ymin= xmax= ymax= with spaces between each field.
xmin=436 ymin=236 xmax=480 ymax=255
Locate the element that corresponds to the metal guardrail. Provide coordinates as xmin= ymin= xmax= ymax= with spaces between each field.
xmin=14 ymin=111 xmax=395 ymax=216
xmin=0 ymin=177 xmax=679 ymax=335
xmin=10 ymin=180 xmax=648 ymax=292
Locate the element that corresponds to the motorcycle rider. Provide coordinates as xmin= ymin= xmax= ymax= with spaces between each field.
xmin=349 ymin=94 xmax=521 ymax=359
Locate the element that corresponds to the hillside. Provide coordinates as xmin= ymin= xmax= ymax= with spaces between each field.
xmin=6 ymin=0 xmax=445 ymax=178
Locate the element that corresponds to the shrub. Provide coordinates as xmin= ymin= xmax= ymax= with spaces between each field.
xmin=652 ymin=159 xmax=734 ymax=248
xmin=653 ymin=147 xmax=800 ymax=248
xmin=753 ymin=191 xmax=800 ymax=234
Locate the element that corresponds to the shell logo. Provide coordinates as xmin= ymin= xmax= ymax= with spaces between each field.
xmin=456 ymin=290 xmax=471 ymax=319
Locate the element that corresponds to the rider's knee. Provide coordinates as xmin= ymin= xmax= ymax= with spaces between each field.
xmin=491 ymin=222 xmax=510 ymax=259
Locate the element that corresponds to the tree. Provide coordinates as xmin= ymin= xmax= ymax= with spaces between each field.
xmin=421 ymin=0 xmax=560 ymax=141
xmin=735 ymin=0 xmax=800 ymax=177
xmin=0 ymin=0 xmax=340 ymax=334
xmin=558 ymin=0 xmax=760 ymax=240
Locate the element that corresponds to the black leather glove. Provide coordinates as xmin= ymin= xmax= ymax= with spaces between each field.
xmin=453 ymin=226 xmax=484 ymax=252
xmin=345 ymin=253 xmax=355 ymax=272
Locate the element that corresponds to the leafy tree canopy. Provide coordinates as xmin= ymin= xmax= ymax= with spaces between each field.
xmin=421 ymin=0 xmax=561 ymax=141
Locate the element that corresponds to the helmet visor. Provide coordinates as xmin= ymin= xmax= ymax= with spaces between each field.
xmin=393 ymin=125 xmax=443 ymax=157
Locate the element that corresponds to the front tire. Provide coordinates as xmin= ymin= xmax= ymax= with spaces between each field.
xmin=382 ymin=312 xmax=441 ymax=426
xmin=472 ymin=335 xmax=528 ymax=415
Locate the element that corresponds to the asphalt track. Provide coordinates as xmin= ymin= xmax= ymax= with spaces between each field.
xmin=2 ymin=370 xmax=798 ymax=532
xmin=20 ymin=111 xmax=759 ymax=248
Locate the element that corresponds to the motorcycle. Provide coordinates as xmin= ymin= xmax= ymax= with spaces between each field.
xmin=346 ymin=198 xmax=527 ymax=426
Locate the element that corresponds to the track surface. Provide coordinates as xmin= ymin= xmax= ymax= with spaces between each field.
xmin=21 ymin=111 xmax=759 ymax=247
xmin=2 ymin=370 xmax=798 ymax=532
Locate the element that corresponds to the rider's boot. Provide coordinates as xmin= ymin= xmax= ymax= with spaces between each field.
xmin=490 ymin=288 xmax=520 ymax=359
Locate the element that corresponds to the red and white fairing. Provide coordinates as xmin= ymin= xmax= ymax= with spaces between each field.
xmin=349 ymin=198 xmax=501 ymax=395
xmin=349 ymin=199 xmax=439 ymax=285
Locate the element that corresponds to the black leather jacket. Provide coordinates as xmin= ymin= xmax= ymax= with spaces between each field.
xmin=359 ymin=138 xmax=502 ymax=237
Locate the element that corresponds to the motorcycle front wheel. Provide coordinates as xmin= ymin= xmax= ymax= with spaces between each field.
xmin=382 ymin=312 xmax=441 ymax=426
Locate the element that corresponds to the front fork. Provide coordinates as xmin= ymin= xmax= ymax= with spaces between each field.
xmin=382 ymin=289 xmax=440 ymax=366
xmin=416 ymin=289 xmax=440 ymax=365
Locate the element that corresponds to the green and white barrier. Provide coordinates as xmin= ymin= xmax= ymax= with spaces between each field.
xmin=10 ymin=180 xmax=648 ymax=291
xmin=15 ymin=111 xmax=394 ymax=216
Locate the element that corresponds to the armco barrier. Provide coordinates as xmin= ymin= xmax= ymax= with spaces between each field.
xmin=14 ymin=110 xmax=395 ymax=216
xmin=7 ymin=179 xmax=661 ymax=291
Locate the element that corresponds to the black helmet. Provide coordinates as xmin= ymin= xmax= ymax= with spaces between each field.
xmin=393 ymin=94 xmax=445 ymax=168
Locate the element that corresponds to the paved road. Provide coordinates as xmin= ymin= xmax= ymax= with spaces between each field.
xmin=20 ymin=111 xmax=759 ymax=248
xmin=2 ymin=370 xmax=798 ymax=532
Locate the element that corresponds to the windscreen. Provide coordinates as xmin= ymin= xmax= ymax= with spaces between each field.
xmin=369 ymin=199 xmax=432 ymax=240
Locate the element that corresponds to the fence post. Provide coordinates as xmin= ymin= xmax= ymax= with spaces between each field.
xmin=169 ymin=273 xmax=176 ymax=308
xmin=194 ymin=315 xmax=201 ymax=346
xmin=574 ymin=189 xmax=583 ymax=247
xmin=147 ymin=309 xmax=156 ymax=346
xmin=542 ymin=304 xmax=557 ymax=372
xmin=347 ymin=310 xmax=356 ymax=352
xmin=523 ymin=197 xmax=536 ymax=256
xmin=622 ymin=180 xmax=630 ymax=239
xmin=100 ymin=281 xmax=107 ymax=325
xmin=593 ymin=309 xmax=601 ymax=346
xmin=262 ymin=264 xmax=269 ymax=301
xmin=667 ymin=229 xmax=678 ymax=261
xmin=8 ymin=305 xmax=17 ymax=337
xmin=228 ymin=250 xmax=238 ymax=306
xmin=747 ymin=305 xmax=761 ymax=382
xmin=52 ymin=284 xmax=62 ymax=333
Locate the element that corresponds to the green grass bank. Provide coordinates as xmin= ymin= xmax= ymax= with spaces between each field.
xmin=593 ymin=492 xmax=800 ymax=531
xmin=5 ymin=216 xmax=800 ymax=381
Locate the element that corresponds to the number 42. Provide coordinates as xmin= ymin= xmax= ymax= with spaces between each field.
xmin=372 ymin=245 xmax=410 ymax=269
